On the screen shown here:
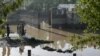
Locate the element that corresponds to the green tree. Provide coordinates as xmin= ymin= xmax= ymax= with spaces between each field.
xmin=0 ymin=0 xmax=24 ymax=34
xmin=76 ymin=0 xmax=100 ymax=32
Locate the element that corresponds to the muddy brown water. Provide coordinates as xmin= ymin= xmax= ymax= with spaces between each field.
xmin=1 ymin=24 xmax=100 ymax=56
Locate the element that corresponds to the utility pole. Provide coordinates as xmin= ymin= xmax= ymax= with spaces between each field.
xmin=51 ymin=8 xmax=52 ymax=28
xmin=6 ymin=24 xmax=10 ymax=39
xmin=49 ymin=7 xmax=53 ymax=39
xmin=28 ymin=50 xmax=31 ymax=56
xmin=37 ymin=5 xmax=40 ymax=38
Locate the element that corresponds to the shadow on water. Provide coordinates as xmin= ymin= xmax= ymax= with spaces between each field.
xmin=0 ymin=37 xmax=53 ymax=47
xmin=42 ymin=46 xmax=73 ymax=53
xmin=22 ymin=37 xmax=54 ymax=47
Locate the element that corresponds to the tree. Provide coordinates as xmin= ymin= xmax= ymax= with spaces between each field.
xmin=76 ymin=0 xmax=100 ymax=33
xmin=0 ymin=0 xmax=24 ymax=19
xmin=0 ymin=0 xmax=24 ymax=34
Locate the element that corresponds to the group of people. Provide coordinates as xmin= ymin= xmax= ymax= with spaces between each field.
xmin=6 ymin=23 xmax=26 ymax=38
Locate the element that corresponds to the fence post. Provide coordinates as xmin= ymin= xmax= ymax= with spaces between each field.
xmin=73 ymin=53 xmax=76 ymax=56
xmin=28 ymin=50 xmax=31 ymax=56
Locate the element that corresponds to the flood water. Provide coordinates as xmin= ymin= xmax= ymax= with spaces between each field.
xmin=0 ymin=45 xmax=100 ymax=56
xmin=1 ymin=24 xmax=99 ymax=56
xmin=0 ymin=41 xmax=100 ymax=56
xmin=1 ymin=0 xmax=100 ymax=56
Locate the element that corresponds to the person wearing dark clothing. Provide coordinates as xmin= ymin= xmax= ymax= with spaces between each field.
xmin=6 ymin=24 xmax=10 ymax=38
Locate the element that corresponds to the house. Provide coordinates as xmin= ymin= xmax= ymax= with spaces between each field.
xmin=57 ymin=4 xmax=80 ymax=24
xmin=50 ymin=4 xmax=81 ymax=29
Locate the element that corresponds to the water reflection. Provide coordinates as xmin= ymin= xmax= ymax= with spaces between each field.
xmin=0 ymin=34 xmax=100 ymax=56
xmin=19 ymin=46 xmax=24 ymax=55
xmin=0 ymin=37 xmax=53 ymax=47
xmin=2 ymin=47 xmax=5 ymax=56
xmin=0 ymin=45 xmax=100 ymax=56
xmin=2 ymin=47 xmax=10 ymax=56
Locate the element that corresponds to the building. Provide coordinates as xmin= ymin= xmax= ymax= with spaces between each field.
xmin=7 ymin=4 xmax=83 ymax=32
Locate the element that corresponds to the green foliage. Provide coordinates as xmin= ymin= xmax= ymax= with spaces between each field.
xmin=70 ymin=34 xmax=100 ymax=50
xmin=1 ymin=0 xmax=24 ymax=17
xmin=0 ymin=19 xmax=3 ymax=24
xmin=0 ymin=0 xmax=24 ymax=34
xmin=0 ymin=28 xmax=6 ymax=35
xmin=76 ymin=0 xmax=100 ymax=32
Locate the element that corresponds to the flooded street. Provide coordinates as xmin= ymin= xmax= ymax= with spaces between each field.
xmin=3 ymin=24 xmax=99 ymax=56
xmin=0 ymin=0 xmax=100 ymax=56
xmin=0 ymin=44 xmax=100 ymax=56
